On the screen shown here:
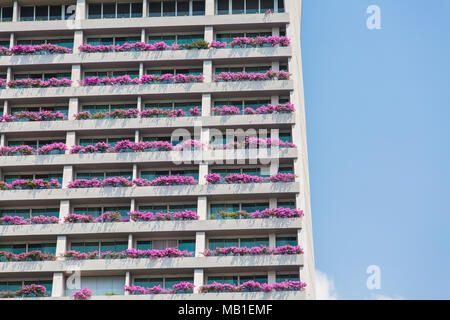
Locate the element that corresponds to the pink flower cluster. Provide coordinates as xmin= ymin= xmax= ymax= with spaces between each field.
xmin=0 ymin=114 xmax=15 ymax=122
xmin=74 ymin=109 xmax=139 ymax=120
xmin=215 ymin=70 xmax=291 ymax=82
xmin=204 ymin=173 xmax=296 ymax=184
xmin=128 ymin=210 xmax=199 ymax=222
xmin=0 ymin=143 xmax=67 ymax=156
xmin=250 ymin=207 xmax=305 ymax=219
xmin=211 ymin=36 xmax=290 ymax=48
xmin=243 ymin=103 xmax=296 ymax=114
xmin=11 ymin=110 xmax=66 ymax=121
xmin=67 ymin=175 xmax=197 ymax=189
xmin=211 ymin=106 xmax=241 ymax=115
xmin=0 ymin=78 xmax=6 ymax=88
xmin=199 ymin=281 xmax=306 ymax=293
xmin=79 ymin=41 xmax=198 ymax=53
xmin=210 ymin=137 xmax=296 ymax=150
xmin=63 ymin=248 xmax=193 ymax=260
xmin=94 ymin=211 xmax=129 ymax=223
xmin=0 ymin=44 xmax=72 ymax=55
xmin=0 ymin=215 xmax=59 ymax=225
xmin=79 ymin=74 xmax=204 ymax=86
xmin=15 ymin=284 xmax=48 ymax=297
xmin=124 ymin=282 xmax=195 ymax=295
xmin=63 ymin=213 xmax=95 ymax=223
xmin=0 ymin=179 xmax=61 ymax=190
xmin=108 ymin=140 xmax=174 ymax=153
xmin=69 ymin=142 xmax=110 ymax=154
xmin=72 ymin=288 xmax=93 ymax=300
xmin=202 ymin=245 xmax=303 ymax=257
xmin=0 ymin=250 xmax=56 ymax=261
xmin=7 ymin=78 xmax=72 ymax=88
xmin=139 ymin=107 xmax=199 ymax=118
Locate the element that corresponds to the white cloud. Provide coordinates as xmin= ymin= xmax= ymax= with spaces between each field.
xmin=315 ymin=270 xmax=338 ymax=300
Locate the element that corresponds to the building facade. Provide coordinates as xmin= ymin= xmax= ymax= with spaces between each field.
xmin=0 ymin=0 xmax=315 ymax=300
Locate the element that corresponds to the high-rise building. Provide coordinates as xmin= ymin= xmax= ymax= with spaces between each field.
xmin=0 ymin=0 xmax=315 ymax=300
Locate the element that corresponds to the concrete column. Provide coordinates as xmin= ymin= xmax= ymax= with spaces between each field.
xmin=193 ymin=269 xmax=204 ymax=293
xmin=62 ymin=166 xmax=74 ymax=189
xmin=271 ymin=95 xmax=280 ymax=105
xmin=201 ymin=93 xmax=211 ymax=117
xmin=134 ymin=130 xmax=140 ymax=143
xmin=68 ymin=98 xmax=79 ymax=119
xmin=52 ymin=273 xmax=65 ymax=297
xmin=141 ymin=29 xmax=146 ymax=43
xmin=269 ymin=198 xmax=277 ymax=208
xmin=271 ymin=61 xmax=280 ymax=72
xmin=0 ymin=134 xmax=5 ymax=147
xmin=195 ymin=231 xmax=206 ymax=257
xmin=197 ymin=196 xmax=207 ymax=220
xmin=139 ymin=62 xmax=144 ymax=78
xmin=3 ymin=101 xmax=9 ymax=115
xmin=59 ymin=200 xmax=71 ymax=222
xmin=12 ymin=1 xmax=18 ymax=22
xmin=125 ymin=272 xmax=131 ymax=295
xmin=132 ymin=164 xmax=138 ymax=180
xmin=73 ymin=31 xmax=84 ymax=54
xmin=203 ymin=60 xmax=213 ymax=83
xmin=205 ymin=0 xmax=215 ymax=15
xmin=66 ymin=132 xmax=76 ymax=154
xmin=199 ymin=163 xmax=209 ymax=185
xmin=128 ymin=234 xmax=133 ymax=249
xmin=137 ymin=96 xmax=143 ymax=112
xmin=6 ymin=67 xmax=12 ymax=83
xmin=268 ymin=271 xmax=276 ymax=284
xmin=9 ymin=33 xmax=15 ymax=48
xmin=130 ymin=199 xmax=136 ymax=212
xmin=204 ymin=26 xmax=214 ymax=43
xmin=56 ymin=236 xmax=68 ymax=258
xmin=269 ymin=233 xmax=276 ymax=247
xmin=76 ymin=0 xmax=86 ymax=20
xmin=272 ymin=27 xmax=280 ymax=37
xmin=71 ymin=65 xmax=81 ymax=87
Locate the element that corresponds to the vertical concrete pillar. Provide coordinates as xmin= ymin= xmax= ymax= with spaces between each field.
xmin=125 ymin=272 xmax=131 ymax=295
xmin=271 ymin=61 xmax=280 ymax=72
xmin=68 ymin=98 xmax=79 ymax=119
xmin=128 ymin=234 xmax=133 ymax=249
xmin=197 ymin=196 xmax=207 ymax=220
xmin=76 ymin=0 xmax=86 ymax=20
xmin=205 ymin=0 xmax=215 ymax=15
xmin=62 ymin=166 xmax=74 ymax=189
xmin=132 ymin=164 xmax=138 ymax=180
xmin=141 ymin=28 xmax=146 ymax=43
xmin=268 ymin=271 xmax=276 ymax=284
xmin=66 ymin=132 xmax=76 ymax=154
xmin=3 ymin=101 xmax=9 ymax=115
xmin=142 ymin=0 xmax=148 ymax=17
xmin=73 ymin=31 xmax=84 ymax=54
xmin=134 ymin=130 xmax=140 ymax=143
xmin=9 ymin=33 xmax=15 ymax=48
xmin=199 ymin=163 xmax=208 ymax=185
xmin=271 ymin=95 xmax=279 ymax=105
xmin=71 ymin=65 xmax=81 ymax=87
xmin=52 ymin=273 xmax=65 ymax=297
xmin=269 ymin=233 xmax=276 ymax=247
xmin=59 ymin=200 xmax=71 ymax=222
xmin=272 ymin=27 xmax=280 ymax=37
xmin=204 ymin=26 xmax=214 ymax=43
xmin=195 ymin=231 xmax=206 ymax=257
xmin=56 ymin=236 xmax=68 ymax=259
xmin=130 ymin=198 xmax=136 ymax=212
xmin=269 ymin=198 xmax=277 ymax=208
xmin=6 ymin=67 xmax=12 ymax=83
xmin=12 ymin=1 xmax=18 ymax=22
xmin=137 ymin=96 xmax=143 ymax=112
xmin=202 ymin=60 xmax=212 ymax=83
xmin=193 ymin=269 xmax=204 ymax=293
xmin=0 ymin=134 xmax=5 ymax=147
xmin=139 ymin=63 xmax=144 ymax=78
xmin=201 ymin=93 xmax=211 ymax=117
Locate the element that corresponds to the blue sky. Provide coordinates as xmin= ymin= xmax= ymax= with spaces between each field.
xmin=301 ymin=0 xmax=450 ymax=299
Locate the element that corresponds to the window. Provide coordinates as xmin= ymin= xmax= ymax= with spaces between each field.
xmin=276 ymin=237 xmax=297 ymax=247
xmin=246 ymin=0 xmax=259 ymax=14
xmin=148 ymin=2 xmax=162 ymax=16
xmin=1 ymin=7 xmax=13 ymax=22
xmin=278 ymin=0 xmax=285 ymax=13
xmin=131 ymin=3 xmax=143 ymax=17
xmin=177 ymin=1 xmax=189 ymax=16
xmin=88 ymin=4 xmax=101 ymax=19
xmin=65 ymin=276 xmax=123 ymax=296
xmin=163 ymin=1 xmax=176 ymax=16
xmin=232 ymin=0 xmax=244 ymax=14
xmin=49 ymin=6 xmax=62 ymax=20
xmin=76 ymin=171 xmax=132 ymax=180
xmin=276 ymin=274 xmax=299 ymax=282
xmin=207 ymin=276 xmax=238 ymax=285
xmin=217 ymin=0 xmax=229 ymax=15
xmin=140 ymin=169 xmax=198 ymax=181
xmin=36 ymin=6 xmax=49 ymax=21
xmin=117 ymin=3 xmax=131 ymax=18
xmin=239 ymin=275 xmax=268 ymax=284
xmin=277 ymin=201 xmax=295 ymax=209
xmin=31 ymin=208 xmax=60 ymax=218
xmin=192 ymin=1 xmax=205 ymax=15
xmin=20 ymin=6 xmax=34 ymax=21
xmin=240 ymin=237 xmax=269 ymax=247
xmin=103 ymin=3 xmax=116 ymax=18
